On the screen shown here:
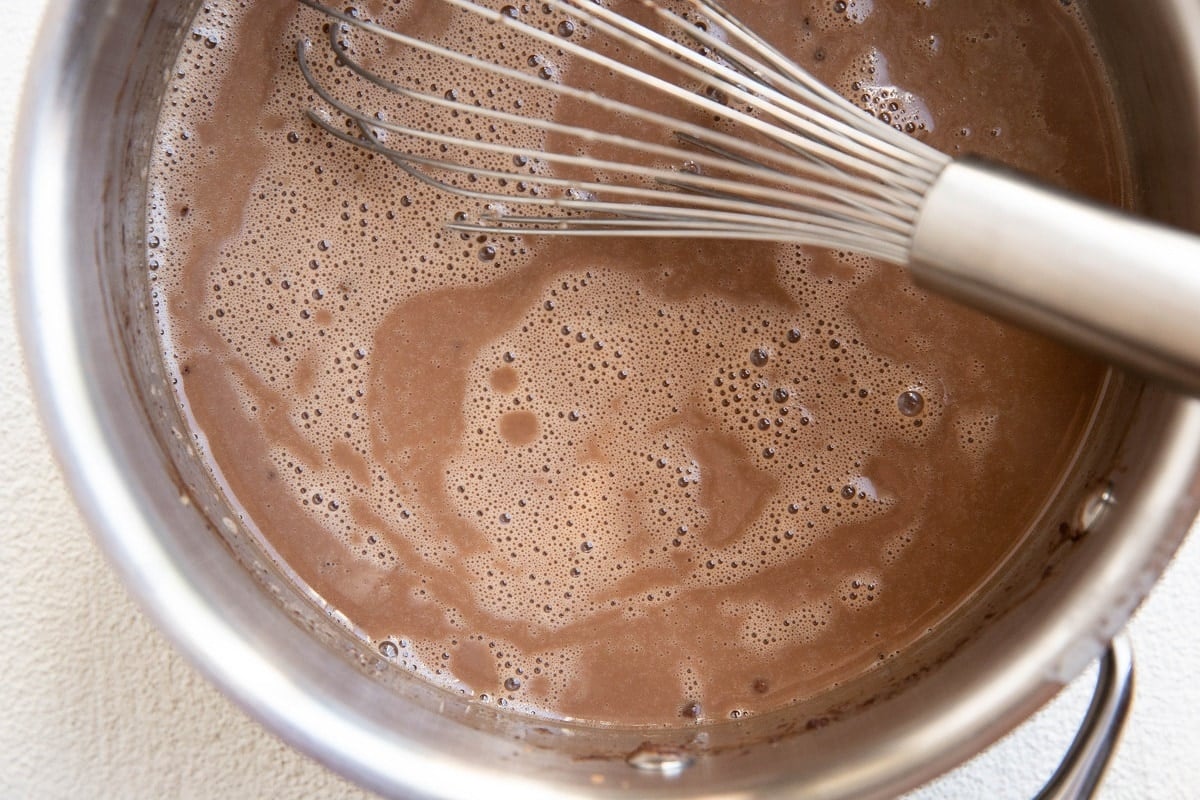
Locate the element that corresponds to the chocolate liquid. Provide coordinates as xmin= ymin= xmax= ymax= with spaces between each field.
xmin=150 ymin=0 xmax=1126 ymax=724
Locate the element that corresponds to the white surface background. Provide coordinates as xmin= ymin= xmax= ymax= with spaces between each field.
xmin=2 ymin=2 xmax=1198 ymax=798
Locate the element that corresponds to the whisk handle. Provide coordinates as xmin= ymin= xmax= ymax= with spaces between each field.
xmin=909 ymin=159 xmax=1200 ymax=395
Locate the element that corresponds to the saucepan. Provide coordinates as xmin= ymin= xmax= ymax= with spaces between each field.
xmin=11 ymin=0 xmax=1200 ymax=797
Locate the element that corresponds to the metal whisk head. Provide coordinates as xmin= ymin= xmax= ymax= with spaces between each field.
xmin=296 ymin=0 xmax=950 ymax=263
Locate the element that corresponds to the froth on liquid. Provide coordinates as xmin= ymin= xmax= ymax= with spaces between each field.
xmin=149 ymin=0 xmax=1126 ymax=724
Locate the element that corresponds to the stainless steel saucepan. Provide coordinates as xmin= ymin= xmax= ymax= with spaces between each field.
xmin=11 ymin=0 xmax=1200 ymax=797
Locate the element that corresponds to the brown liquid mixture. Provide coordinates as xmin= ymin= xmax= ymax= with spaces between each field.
xmin=150 ymin=0 xmax=1125 ymax=724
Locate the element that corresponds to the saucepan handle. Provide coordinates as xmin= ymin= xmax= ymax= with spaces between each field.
xmin=1033 ymin=634 xmax=1135 ymax=800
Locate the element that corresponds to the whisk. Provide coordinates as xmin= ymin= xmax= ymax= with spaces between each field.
xmin=296 ymin=0 xmax=1200 ymax=393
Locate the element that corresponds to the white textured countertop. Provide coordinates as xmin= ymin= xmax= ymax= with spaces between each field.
xmin=2 ymin=4 xmax=1198 ymax=798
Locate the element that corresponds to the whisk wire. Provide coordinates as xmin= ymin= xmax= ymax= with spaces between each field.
xmin=680 ymin=0 xmax=934 ymax=159
xmin=296 ymin=0 xmax=945 ymax=260
xmin=464 ymin=0 xmax=934 ymax=191
xmin=549 ymin=0 xmax=936 ymax=179
xmin=299 ymin=39 xmax=916 ymax=240
xmin=304 ymin=33 xmax=918 ymax=227
xmin=308 ymin=103 xmax=912 ymax=259
xmin=304 ymin=1 xmax=910 ymax=210
xmin=313 ymin=0 xmax=923 ymax=201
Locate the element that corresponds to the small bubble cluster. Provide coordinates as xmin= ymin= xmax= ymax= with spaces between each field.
xmin=836 ymin=49 xmax=935 ymax=136
xmin=810 ymin=0 xmax=875 ymax=30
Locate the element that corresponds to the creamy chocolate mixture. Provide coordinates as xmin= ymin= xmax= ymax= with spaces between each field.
xmin=149 ymin=0 xmax=1126 ymax=724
